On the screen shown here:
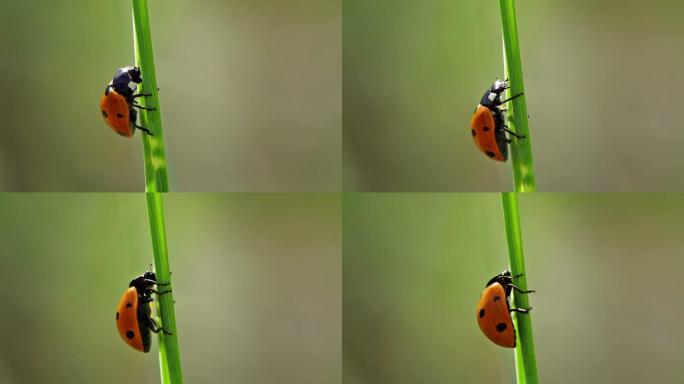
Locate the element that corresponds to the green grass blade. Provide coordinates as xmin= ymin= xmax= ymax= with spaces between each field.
xmin=499 ymin=0 xmax=536 ymax=192
xmin=132 ymin=0 xmax=169 ymax=192
xmin=146 ymin=192 xmax=183 ymax=384
xmin=501 ymin=192 xmax=538 ymax=384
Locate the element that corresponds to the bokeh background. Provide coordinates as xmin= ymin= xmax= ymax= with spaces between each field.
xmin=343 ymin=0 xmax=684 ymax=191
xmin=343 ymin=193 xmax=684 ymax=383
xmin=0 ymin=0 xmax=340 ymax=191
xmin=0 ymin=194 xmax=341 ymax=383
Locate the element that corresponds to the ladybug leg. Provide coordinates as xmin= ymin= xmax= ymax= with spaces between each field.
xmin=500 ymin=92 xmax=523 ymax=104
xmin=131 ymin=108 xmax=151 ymax=135
xmin=503 ymin=127 xmax=525 ymax=139
xmin=148 ymin=318 xmax=173 ymax=335
xmin=133 ymin=103 xmax=156 ymax=111
xmin=143 ymin=278 xmax=171 ymax=286
xmin=135 ymin=124 xmax=154 ymax=136
xmin=509 ymin=283 xmax=535 ymax=294
xmin=510 ymin=307 xmax=532 ymax=314
xmin=132 ymin=93 xmax=153 ymax=98
xmin=151 ymin=288 xmax=173 ymax=295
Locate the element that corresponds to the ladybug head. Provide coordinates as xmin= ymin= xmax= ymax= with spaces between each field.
xmin=120 ymin=66 xmax=142 ymax=82
xmin=490 ymin=80 xmax=509 ymax=94
xmin=129 ymin=270 xmax=158 ymax=294
xmin=485 ymin=270 xmax=513 ymax=288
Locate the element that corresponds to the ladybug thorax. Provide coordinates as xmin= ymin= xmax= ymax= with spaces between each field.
xmin=480 ymin=90 xmax=503 ymax=109
xmin=492 ymin=79 xmax=506 ymax=91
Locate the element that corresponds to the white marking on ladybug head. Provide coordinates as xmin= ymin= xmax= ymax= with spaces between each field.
xmin=494 ymin=80 xmax=506 ymax=90
xmin=488 ymin=92 xmax=497 ymax=102
xmin=128 ymin=80 xmax=138 ymax=92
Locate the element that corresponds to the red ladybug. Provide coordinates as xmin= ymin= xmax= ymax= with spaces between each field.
xmin=100 ymin=66 xmax=155 ymax=137
xmin=115 ymin=270 xmax=171 ymax=352
xmin=476 ymin=271 xmax=533 ymax=348
xmin=470 ymin=80 xmax=524 ymax=161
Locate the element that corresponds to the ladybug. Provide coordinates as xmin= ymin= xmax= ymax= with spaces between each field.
xmin=470 ymin=79 xmax=524 ymax=161
xmin=115 ymin=270 xmax=171 ymax=352
xmin=476 ymin=271 xmax=534 ymax=348
xmin=100 ymin=66 xmax=155 ymax=137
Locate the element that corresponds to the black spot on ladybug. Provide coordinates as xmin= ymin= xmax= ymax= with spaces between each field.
xmin=102 ymin=110 xmax=108 ymax=118
xmin=126 ymin=302 xmax=133 ymax=308
xmin=493 ymin=296 xmax=501 ymax=302
xmin=117 ymin=113 xmax=125 ymax=119
xmin=471 ymin=129 xmax=476 ymax=137
xmin=126 ymin=331 xmax=135 ymax=339
xmin=116 ymin=312 xmax=119 ymax=320
xmin=486 ymin=151 xmax=496 ymax=158
xmin=479 ymin=309 xmax=485 ymax=318
xmin=483 ymin=126 xmax=490 ymax=132
xmin=496 ymin=323 xmax=507 ymax=332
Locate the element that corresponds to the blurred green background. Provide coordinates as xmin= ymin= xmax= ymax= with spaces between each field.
xmin=343 ymin=0 xmax=684 ymax=191
xmin=0 ymin=193 xmax=340 ymax=383
xmin=343 ymin=193 xmax=684 ymax=383
xmin=0 ymin=0 xmax=340 ymax=191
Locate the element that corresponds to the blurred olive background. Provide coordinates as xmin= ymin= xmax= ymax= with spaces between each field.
xmin=343 ymin=193 xmax=684 ymax=383
xmin=0 ymin=0 xmax=340 ymax=191
xmin=343 ymin=0 xmax=684 ymax=191
xmin=0 ymin=194 xmax=340 ymax=383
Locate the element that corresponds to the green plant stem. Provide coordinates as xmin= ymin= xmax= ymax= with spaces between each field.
xmin=501 ymin=192 xmax=538 ymax=384
xmin=146 ymin=192 xmax=183 ymax=384
xmin=499 ymin=0 xmax=536 ymax=192
xmin=132 ymin=0 xmax=169 ymax=192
